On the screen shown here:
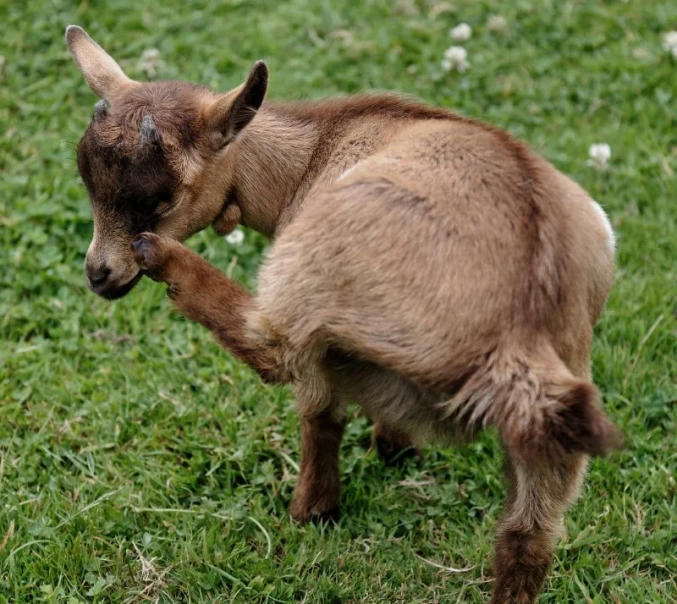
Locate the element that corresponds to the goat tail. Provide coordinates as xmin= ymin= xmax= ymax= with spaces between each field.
xmin=441 ymin=339 xmax=622 ymax=459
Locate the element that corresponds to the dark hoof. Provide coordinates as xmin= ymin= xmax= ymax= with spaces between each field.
xmin=290 ymin=503 xmax=340 ymax=525
xmin=131 ymin=232 xmax=174 ymax=283
xmin=131 ymin=232 xmax=161 ymax=271
xmin=374 ymin=435 xmax=420 ymax=466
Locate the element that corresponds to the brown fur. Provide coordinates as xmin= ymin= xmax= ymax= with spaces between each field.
xmin=67 ymin=26 xmax=620 ymax=602
xmin=289 ymin=410 xmax=345 ymax=523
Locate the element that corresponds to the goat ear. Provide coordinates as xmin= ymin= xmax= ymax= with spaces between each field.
xmin=65 ymin=25 xmax=134 ymax=101
xmin=208 ymin=61 xmax=268 ymax=147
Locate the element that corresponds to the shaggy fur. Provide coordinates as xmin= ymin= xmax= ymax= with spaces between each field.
xmin=67 ymin=25 xmax=621 ymax=603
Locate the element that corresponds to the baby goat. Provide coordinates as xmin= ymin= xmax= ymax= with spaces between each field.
xmin=66 ymin=25 xmax=620 ymax=603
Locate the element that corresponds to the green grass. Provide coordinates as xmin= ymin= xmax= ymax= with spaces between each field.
xmin=1 ymin=0 xmax=676 ymax=602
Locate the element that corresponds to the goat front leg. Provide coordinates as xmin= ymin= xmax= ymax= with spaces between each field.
xmin=131 ymin=232 xmax=286 ymax=384
xmin=290 ymin=391 xmax=345 ymax=524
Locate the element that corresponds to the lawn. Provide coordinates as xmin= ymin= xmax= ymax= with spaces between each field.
xmin=1 ymin=0 xmax=676 ymax=602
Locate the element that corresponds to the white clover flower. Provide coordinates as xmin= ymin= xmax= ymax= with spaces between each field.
xmin=487 ymin=15 xmax=508 ymax=33
xmin=442 ymin=46 xmax=469 ymax=72
xmin=225 ymin=228 xmax=245 ymax=246
xmin=449 ymin=23 xmax=472 ymax=42
xmin=632 ymin=47 xmax=651 ymax=61
xmin=662 ymin=31 xmax=677 ymax=57
xmin=138 ymin=48 xmax=163 ymax=77
xmin=587 ymin=143 xmax=611 ymax=171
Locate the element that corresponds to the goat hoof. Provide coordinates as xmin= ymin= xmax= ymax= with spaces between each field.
xmin=290 ymin=502 xmax=340 ymax=525
xmin=375 ymin=436 xmax=420 ymax=465
xmin=131 ymin=232 xmax=168 ymax=279
xmin=131 ymin=232 xmax=159 ymax=267
xmin=372 ymin=425 xmax=420 ymax=465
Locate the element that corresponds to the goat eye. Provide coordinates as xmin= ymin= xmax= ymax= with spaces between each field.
xmin=142 ymin=190 xmax=172 ymax=211
xmin=155 ymin=198 xmax=175 ymax=215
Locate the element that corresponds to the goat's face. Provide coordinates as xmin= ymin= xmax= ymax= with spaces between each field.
xmin=66 ymin=26 xmax=267 ymax=299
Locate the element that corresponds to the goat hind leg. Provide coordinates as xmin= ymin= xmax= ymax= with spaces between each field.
xmin=490 ymin=450 xmax=588 ymax=604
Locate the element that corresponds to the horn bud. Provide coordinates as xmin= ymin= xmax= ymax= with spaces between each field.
xmin=140 ymin=115 xmax=160 ymax=145
xmin=93 ymin=99 xmax=108 ymax=121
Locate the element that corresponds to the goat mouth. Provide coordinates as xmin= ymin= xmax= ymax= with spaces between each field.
xmin=92 ymin=271 xmax=143 ymax=300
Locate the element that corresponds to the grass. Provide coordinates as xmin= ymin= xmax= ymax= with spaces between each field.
xmin=1 ymin=0 xmax=676 ymax=602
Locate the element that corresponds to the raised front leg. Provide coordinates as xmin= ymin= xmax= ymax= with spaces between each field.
xmin=131 ymin=232 xmax=287 ymax=384
xmin=491 ymin=451 xmax=588 ymax=603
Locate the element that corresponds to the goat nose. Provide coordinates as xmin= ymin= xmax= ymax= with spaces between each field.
xmin=86 ymin=263 xmax=111 ymax=287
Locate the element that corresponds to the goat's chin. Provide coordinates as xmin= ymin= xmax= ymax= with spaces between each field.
xmin=91 ymin=271 xmax=143 ymax=300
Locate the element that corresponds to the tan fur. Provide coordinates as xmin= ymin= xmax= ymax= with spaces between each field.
xmin=68 ymin=27 xmax=620 ymax=603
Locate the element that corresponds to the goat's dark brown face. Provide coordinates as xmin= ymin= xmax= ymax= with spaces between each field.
xmin=66 ymin=26 xmax=268 ymax=299
xmin=75 ymin=83 xmax=204 ymax=299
